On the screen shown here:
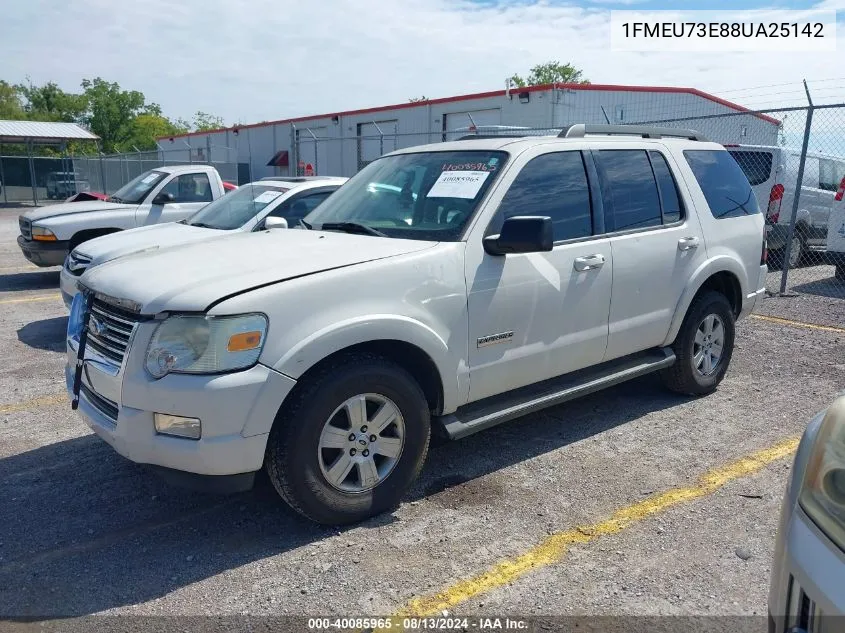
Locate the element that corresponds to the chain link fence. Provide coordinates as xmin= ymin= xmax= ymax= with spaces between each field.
xmin=0 ymin=146 xmax=238 ymax=205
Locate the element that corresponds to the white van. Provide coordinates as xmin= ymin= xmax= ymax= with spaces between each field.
xmin=726 ymin=145 xmax=845 ymax=269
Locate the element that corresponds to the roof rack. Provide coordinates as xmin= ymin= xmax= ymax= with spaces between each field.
xmin=456 ymin=134 xmax=534 ymax=140
xmin=558 ymin=124 xmax=709 ymax=142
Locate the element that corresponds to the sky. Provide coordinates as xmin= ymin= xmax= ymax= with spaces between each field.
xmin=1 ymin=0 xmax=844 ymax=127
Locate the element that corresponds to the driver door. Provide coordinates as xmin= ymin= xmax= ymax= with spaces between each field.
xmin=136 ymin=173 xmax=214 ymax=226
xmin=464 ymin=148 xmax=612 ymax=403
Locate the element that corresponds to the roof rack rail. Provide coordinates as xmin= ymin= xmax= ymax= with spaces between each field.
xmin=456 ymin=134 xmax=534 ymax=140
xmin=558 ymin=124 xmax=709 ymax=142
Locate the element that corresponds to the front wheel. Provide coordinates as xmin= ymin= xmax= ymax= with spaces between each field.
xmin=265 ymin=353 xmax=431 ymax=525
xmin=661 ymin=291 xmax=735 ymax=396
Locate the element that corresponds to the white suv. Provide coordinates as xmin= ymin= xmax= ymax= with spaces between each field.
xmin=66 ymin=124 xmax=768 ymax=524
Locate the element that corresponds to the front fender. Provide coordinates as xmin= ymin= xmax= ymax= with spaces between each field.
xmin=35 ymin=210 xmax=137 ymax=241
xmin=661 ymin=256 xmax=749 ymax=347
xmin=269 ymin=315 xmax=463 ymax=414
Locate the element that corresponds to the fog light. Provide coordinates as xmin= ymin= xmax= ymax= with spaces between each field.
xmin=154 ymin=413 xmax=201 ymax=439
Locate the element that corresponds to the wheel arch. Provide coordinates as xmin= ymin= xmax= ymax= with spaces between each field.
xmin=69 ymin=228 xmax=122 ymax=251
xmin=269 ymin=316 xmax=459 ymax=416
xmin=663 ymin=259 xmax=745 ymax=346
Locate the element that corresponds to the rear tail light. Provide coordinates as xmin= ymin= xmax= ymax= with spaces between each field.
xmin=835 ymin=176 xmax=845 ymax=202
xmin=768 ymin=183 xmax=784 ymax=222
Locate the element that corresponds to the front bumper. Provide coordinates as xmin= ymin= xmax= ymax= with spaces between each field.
xmin=66 ymin=328 xmax=297 ymax=479
xmin=17 ymin=235 xmax=69 ymax=267
xmin=769 ymin=504 xmax=845 ymax=632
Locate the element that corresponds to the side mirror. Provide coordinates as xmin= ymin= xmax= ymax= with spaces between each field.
xmin=152 ymin=191 xmax=175 ymax=205
xmin=264 ymin=216 xmax=288 ymax=230
xmin=483 ymin=216 xmax=554 ymax=256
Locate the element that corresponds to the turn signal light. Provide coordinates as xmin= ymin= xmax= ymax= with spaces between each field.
xmin=227 ymin=331 xmax=263 ymax=352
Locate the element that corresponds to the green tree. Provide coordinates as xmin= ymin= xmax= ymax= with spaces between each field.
xmin=16 ymin=79 xmax=87 ymax=122
xmin=127 ymin=113 xmax=190 ymax=150
xmin=80 ymin=77 xmax=149 ymax=152
xmin=0 ymin=80 xmax=25 ymax=119
xmin=510 ymin=61 xmax=589 ymax=88
xmin=193 ymin=111 xmax=224 ymax=131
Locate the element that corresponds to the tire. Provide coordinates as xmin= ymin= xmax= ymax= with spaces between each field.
xmin=787 ymin=231 xmax=805 ymax=269
xmin=265 ymin=353 xmax=431 ymax=525
xmin=661 ymin=291 xmax=735 ymax=396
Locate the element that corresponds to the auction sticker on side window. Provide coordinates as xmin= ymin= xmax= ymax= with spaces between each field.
xmin=427 ymin=170 xmax=490 ymax=199
xmin=254 ymin=190 xmax=284 ymax=204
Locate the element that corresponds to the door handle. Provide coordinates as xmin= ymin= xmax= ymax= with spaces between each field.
xmin=678 ymin=237 xmax=700 ymax=251
xmin=573 ymin=254 xmax=605 ymax=272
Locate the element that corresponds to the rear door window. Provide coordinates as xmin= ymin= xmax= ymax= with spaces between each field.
xmin=649 ymin=151 xmax=684 ymax=224
xmin=819 ymin=159 xmax=845 ymax=192
xmin=594 ymin=150 xmax=662 ymax=232
xmin=727 ymin=150 xmax=774 ymax=186
xmin=684 ymin=150 xmax=761 ymax=218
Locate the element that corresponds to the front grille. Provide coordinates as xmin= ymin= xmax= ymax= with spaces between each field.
xmin=85 ymin=298 xmax=141 ymax=365
xmin=80 ymin=382 xmax=118 ymax=426
xmin=786 ymin=575 xmax=828 ymax=632
xmin=65 ymin=251 xmax=91 ymax=276
xmin=19 ymin=216 xmax=32 ymax=240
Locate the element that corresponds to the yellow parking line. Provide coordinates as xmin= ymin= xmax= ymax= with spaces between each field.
xmin=388 ymin=437 xmax=799 ymax=621
xmin=0 ymin=293 xmax=60 ymax=305
xmin=751 ymin=313 xmax=845 ymax=334
xmin=0 ymin=394 xmax=66 ymax=414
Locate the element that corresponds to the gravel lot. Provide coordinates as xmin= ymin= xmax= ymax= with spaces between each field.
xmin=0 ymin=206 xmax=843 ymax=627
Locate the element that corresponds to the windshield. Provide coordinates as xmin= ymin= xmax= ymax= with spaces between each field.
xmin=304 ymin=150 xmax=508 ymax=241
xmin=109 ymin=170 xmax=167 ymax=204
xmin=185 ymin=184 xmax=290 ymax=230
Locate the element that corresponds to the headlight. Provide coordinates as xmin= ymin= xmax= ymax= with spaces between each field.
xmin=145 ymin=313 xmax=267 ymax=379
xmin=32 ymin=226 xmax=57 ymax=241
xmin=799 ymin=395 xmax=845 ymax=551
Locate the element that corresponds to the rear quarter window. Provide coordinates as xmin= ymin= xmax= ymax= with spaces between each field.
xmin=727 ymin=150 xmax=774 ymax=186
xmin=684 ymin=150 xmax=761 ymax=219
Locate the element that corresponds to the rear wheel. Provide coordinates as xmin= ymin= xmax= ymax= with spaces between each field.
xmin=265 ymin=353 xmax=431 ymax=525
xmin=661 ymin=291 xmax=735 ymax=396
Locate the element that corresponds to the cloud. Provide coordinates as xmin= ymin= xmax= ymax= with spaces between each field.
xmin=1 ymin=0 xmax=843 ymax=125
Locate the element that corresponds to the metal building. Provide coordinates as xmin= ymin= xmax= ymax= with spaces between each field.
xmin=155 ymin=83 xmax=781 ymax=182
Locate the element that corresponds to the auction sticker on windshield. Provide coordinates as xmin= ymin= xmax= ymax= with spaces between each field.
xmin=427 ymin=170 xmax=490 ymax=199
xmin=142 ymin=173 xmax=159 ymax=184
xmin=254 ymin=190 xmax=284 ymax=204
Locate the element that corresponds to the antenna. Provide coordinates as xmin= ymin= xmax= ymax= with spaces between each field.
xmin=600 ymin=106 xmax=611 ymax=124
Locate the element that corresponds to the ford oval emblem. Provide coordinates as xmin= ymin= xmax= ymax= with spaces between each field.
xmin=89 ymin=316 xmax=108 ymax=337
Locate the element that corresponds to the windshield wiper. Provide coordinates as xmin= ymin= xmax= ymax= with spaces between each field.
xmin=298 ymin=218 xmax=312 ymax=230
xmin=108 ymin=196 xmax=123 ymax=203
xmin=188 ymin=222 xmax=221 ymax=229
xmin=320 ymin=222 xmax=386 ymax=237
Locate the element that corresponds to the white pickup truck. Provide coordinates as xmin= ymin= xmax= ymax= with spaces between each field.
xmin=17 ymin=164 xmax=227 ymax=268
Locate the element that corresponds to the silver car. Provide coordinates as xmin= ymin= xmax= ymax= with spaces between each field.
xmin=769 ymin=393 xmax=845 ymax=632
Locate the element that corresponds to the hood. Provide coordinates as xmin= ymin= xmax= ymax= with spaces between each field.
xmin=24 ymin=200 xmax=135 ymax=222
xmin=78 ymin=223 xmax=223 ymax=266
xmin=81 ymin=229 xmax=436 ymax=314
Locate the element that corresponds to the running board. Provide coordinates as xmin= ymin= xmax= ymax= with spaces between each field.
xmin=436 ymin=347 xmax=676 ymax=440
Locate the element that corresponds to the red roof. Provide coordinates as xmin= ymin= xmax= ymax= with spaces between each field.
xmin=158 ymin=82 xmax=780 ymax=141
